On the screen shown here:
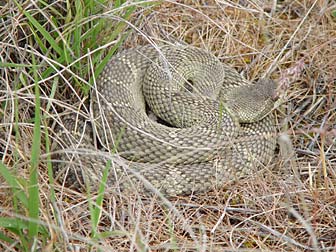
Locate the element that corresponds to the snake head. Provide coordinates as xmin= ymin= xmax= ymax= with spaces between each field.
xmin=223 ymin=79 xmax=278 ymax=123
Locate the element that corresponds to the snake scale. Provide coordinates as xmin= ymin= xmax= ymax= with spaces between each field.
xmin=52 ymin=45 xmax=278 ymax=196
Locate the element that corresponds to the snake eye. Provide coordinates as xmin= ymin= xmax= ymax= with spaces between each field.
xmin=183 ymin=80 xmax=194 ymax=93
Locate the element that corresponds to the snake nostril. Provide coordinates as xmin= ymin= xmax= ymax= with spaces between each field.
xmin=183 ymin=80 xmax=194 ymax=93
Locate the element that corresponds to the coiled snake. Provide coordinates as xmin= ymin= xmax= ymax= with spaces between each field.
xmin=52 ymin=45 xmax=278 ymax=196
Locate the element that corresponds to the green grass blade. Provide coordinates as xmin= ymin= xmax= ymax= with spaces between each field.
xmin=0 ymin=231 xmax=17 ymax=247
xmin=44 ymin=127 xmax=56 ymax=202
xmin=90 ymin=160 xmax=112 ymax=238
xmin=0 ymin=62 xmax=39 ymax=68
xmin=27 ymin=52 xmax=41 ymax=240
xmin=93 ymin=33 xmax=130 ymax=78
xmin=0 ymin=217 xmax=29 ymax=230
xmin=90 ymin=128 xmax=124 ymax=238
xmin=0 ymin=162 xmax=28 ymax=207
xmin=74 ymin=0 xmax=83 ymax=58
xmin=14 ymin=1 xmax=63 ymax=57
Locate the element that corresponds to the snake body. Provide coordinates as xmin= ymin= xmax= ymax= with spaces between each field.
xmin=53 ymin=45 xmax=277 ymax=196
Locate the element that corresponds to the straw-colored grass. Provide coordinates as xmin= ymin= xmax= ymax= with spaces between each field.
xmin=1 ymin=0 xmax=335 ymax=251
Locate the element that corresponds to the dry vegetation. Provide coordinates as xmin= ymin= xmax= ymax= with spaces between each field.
xmin=1 ymin=0 xmax=336 ymax=251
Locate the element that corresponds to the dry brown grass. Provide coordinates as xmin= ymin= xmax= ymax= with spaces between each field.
xmin=1 ymin=0 xmax=336 ymax=251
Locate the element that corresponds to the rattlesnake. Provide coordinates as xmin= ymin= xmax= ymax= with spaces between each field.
xmin=52 ymin=45 xmax=278 ymax=196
